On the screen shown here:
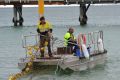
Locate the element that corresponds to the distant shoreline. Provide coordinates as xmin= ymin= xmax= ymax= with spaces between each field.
xmin=0 ymin=4 xmax=120 ymax=8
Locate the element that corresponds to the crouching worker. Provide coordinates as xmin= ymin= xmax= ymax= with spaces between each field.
xmin=37 ymin=16 xmax=53 ymax=57
xmin=64 ymin=27 xmax=79 ymax=55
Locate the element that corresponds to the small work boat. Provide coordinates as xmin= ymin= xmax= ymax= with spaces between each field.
xmin=18 ymin=30 xmax=107 ymax=71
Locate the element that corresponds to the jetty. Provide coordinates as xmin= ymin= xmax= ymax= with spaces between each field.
xmin=0 ymin=0 xmax=120 ymax=26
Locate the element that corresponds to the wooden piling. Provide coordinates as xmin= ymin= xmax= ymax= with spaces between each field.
xmin=18 ymin=5 xmax=23 ymax=26
xmin=13 ymin=5 xmax=24 ymax=26
xmin=79 ymin=3 xmax=87 ymax=25
xmin=13 ymin=5 xmax=17 ymax=26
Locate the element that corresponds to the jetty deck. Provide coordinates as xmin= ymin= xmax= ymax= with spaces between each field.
xmin=1 ymin=0 xmax=120 ymax=5
xmin=1 ymin=0 xmax=120 ymax=26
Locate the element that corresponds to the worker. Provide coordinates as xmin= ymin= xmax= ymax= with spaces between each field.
xmin=37 ymin=16 xmax=53 ymax=57
xmin=64 ymin=27 xmax=76 ymax=46
xmin=64 ymin=27 xmax=78 ymax=54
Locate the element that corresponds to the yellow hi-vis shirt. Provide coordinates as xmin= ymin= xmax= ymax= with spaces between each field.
xmin=64 ymin=32 xmax=75 ymax=46
xmin=37 ymin=21 xmax=52 ymax=32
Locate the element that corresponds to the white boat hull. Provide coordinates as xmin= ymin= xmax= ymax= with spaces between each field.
xmin=60 ymin=53 xmax=106 ymax=71
xmin=18 ymin=50 xmax=107 ymax=71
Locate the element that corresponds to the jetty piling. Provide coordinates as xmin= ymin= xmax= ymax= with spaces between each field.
xmin=13 ymin=5 xmax=23 ymax=26
xmin=79 ymin=3 xmax=90 ymax=25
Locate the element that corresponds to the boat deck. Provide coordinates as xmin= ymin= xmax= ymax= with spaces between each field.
xmin=20 ymin=50 xmax=107 ymax=63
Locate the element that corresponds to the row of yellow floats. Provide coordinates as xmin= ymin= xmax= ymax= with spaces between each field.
xmin=8 ymin=46 xmax=39 ymax=80
xmin=8 ymin=40 xmax=48 ymax=80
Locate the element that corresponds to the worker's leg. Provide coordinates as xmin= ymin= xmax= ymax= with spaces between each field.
xmin=73 ymin=45 xmax=79 ymax=54
xmin=47 ymin=38 xmax=53 ymax=57
xmin=40 ymin=36 xmax=45 ymax=57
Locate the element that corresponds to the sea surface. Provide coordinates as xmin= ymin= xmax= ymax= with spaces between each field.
xmin=0 ymin=4 xmax=120 ymax=80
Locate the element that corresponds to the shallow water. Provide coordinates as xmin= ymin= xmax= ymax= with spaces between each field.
xmin=0 ymin=5 xmax=120 ymax=80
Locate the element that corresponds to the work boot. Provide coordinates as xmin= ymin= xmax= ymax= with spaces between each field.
xmin=40 ymin=55 xmax=44 ymax=58
xmin=48 ymin=53 xmax=53 ymax=58
xmin=40 ymin=51 xmax=44 ymax=58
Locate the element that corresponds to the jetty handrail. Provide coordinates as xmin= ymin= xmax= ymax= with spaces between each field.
xmin=3 ymin=0 xmax=65 ymax=3
xmin=2 ymin=0 xmax=120 ymax=3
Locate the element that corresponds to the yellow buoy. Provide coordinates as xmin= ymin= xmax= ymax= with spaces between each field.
xmin=30 ymin=57 xmax=34 ymax=61
xmin=29 ymin=56 xmax=34 ymax=61
xmin=40 ymin=47 xmax=45 ymax=51
xmin=38 ymin=0 xmax=44 ymax=16
xmin=27 ymin=51 xmax=32 ymax=55
xmin=34 ymin=46 xmax=39 ymax=50
xmin=20 ymin=72 xmax=24 ymax=76
xmin=44 ymin=41 xmax=48 ymax=46
xmin=25 ymin=67 xmax=30 ymax=73
xmin=27 ymin=47 xmax=32 ymax=50
xmin=21 ymin=71 xmax=26 ymax=75
xmin=31 ymin=55 xmax=35 ymax=58
xmin=15 ymin=73 xmax=21 ymax=78
xmin=8 ymin=75 xmax=13 ymax=80
xmin=28 ymin=62 xmax=33 ymax=66
xmin=17 ymin=73 xmax=22 ymax=77
xmin=8 ymin=75 xmax=17 ymax=80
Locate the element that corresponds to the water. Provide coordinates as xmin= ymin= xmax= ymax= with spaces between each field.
xmin=0 ymin=5 xmax=120 ymax=80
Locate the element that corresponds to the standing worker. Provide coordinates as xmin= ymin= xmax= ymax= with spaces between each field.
xmin=37 ymin=16 xmax=53 ymax=57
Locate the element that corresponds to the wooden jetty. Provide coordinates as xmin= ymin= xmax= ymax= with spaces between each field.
xmin=1 ymin=0 xmax=120 ymax=5
xmin=0 ymin=0 xmax=120 ymax=26
xmin=0 ymin=0 xmax=64 ymax=5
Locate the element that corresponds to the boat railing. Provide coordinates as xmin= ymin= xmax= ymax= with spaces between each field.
xmin=22 ymin=30 xmax=104 ymax=57
xmin=82 ymin=30 xmax=104 ymax=53
xmin=22 ymin=33 xmax=64 ymax=57
xmin=55 ymin=30 xmax=104 ymax=55
xmin=22 ymin=33 xmax=39 ymax=57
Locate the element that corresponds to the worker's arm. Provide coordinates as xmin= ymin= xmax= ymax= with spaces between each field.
xmin=37 ymin=28 xmax=40 ymax=33
xmin=49 ymin=29 xmax=53 ymax=33
xmin=48 ymin=24 xmax=53 ymax=38
xmin=37 ymin=22 xmax=40 ymax=33
xmin=47 ymin=21 xmax=53 ymax=33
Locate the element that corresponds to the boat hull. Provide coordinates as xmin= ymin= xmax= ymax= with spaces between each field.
xmin=18 ymin=50 xmax=107 ymax=71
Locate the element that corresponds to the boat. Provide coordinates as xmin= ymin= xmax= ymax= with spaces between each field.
xmin=18 ymin=30 xmax=107 ymax=72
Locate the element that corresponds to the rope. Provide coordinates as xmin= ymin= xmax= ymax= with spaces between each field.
xmin=54 ymin=58 xmax=61 ymax=75
xmin=54 ymin=52 xmax=66 ymax=75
